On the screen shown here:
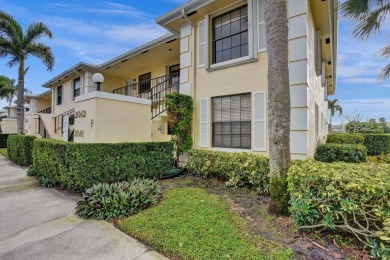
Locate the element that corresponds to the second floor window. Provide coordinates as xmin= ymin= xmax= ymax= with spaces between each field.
xmin=73 ymin=77 xmax=81 ymax=100
xmin=212 ymin=5 xmax=248 ymax=64
xmin=57 ymin=86 xmax=62 ymax=105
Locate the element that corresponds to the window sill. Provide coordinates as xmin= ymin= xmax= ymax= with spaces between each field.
xmin=207 ymin=57 xmax=258 ymax=72
xmin=210 ymin=147 xmax=251 ymax=153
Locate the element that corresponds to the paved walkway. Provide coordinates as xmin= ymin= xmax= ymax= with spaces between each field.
xmin=0 ymin=155 xmax=168 ymax=260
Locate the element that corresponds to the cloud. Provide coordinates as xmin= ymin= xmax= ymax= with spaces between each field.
xmin=335 ymin=98 xmax=390 ymax=121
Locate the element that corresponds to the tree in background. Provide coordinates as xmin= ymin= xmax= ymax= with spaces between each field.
xmin=0 ymin=75 xmax=31 ymax=106
xmin=264 ymin=0 xmax=290 ymax=215
xmin=341 ymin=0 xmax=390 ymax=79
xmin=0 ymin=11 xmax=54 ymax=134
xmin=328 ymin=99 xmax=343 ymax=131
xmin=379 ymin=117 xmax=390 ymax=133
xmin=369 ymin=118 xmax=377 ymax=123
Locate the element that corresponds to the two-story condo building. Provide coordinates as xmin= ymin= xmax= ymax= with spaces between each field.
xmin=31 ymin=0 xmax=337 ymax=159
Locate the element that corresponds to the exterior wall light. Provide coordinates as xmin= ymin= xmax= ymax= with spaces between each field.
xmin=23 ymin=103 xmax=31 ymax=109
xmin=92 ymin=73 xmax=104 ymax=91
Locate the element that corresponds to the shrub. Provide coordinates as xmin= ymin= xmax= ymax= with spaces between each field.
xmin=314 ymin=143 xmax=367 ymax=163
xmin=31 ymin=139 xmax=173 ymax=192
xmin=288 ymin=160 xmax=390 ymax=257
xmin=326 ymin=133 xmax=364 ymax=145
xmin=346 ymin=121 xmax=384 ymax=134
xmin=76 ymin=178 xmax=161 ymax=220
xmin=165 ymin=93 xmax=193 ymax=156
xmin=363 ymin=134 xmax=390 ymax=156
xmin=7 ymin=135 xmax=37 ymax=166
xmin=187 ymin=149 xmax=269 ymax=194
xmin=0 ymin=134 xmax=15 ymax=148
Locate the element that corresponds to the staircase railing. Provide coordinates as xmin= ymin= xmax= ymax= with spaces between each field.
xmin=150 ymin=80 xmax=180 ymax=119
xmin=54 ymin=108 xmax=75 ymax=135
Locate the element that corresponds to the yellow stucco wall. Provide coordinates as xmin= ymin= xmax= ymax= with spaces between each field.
xmin=1 ymin=119 xmax=17 ymax=134
xmin=73 ymin=93 xmax=153 ymax=143
xmin=36 ymin=98 xmax=52 ymax=113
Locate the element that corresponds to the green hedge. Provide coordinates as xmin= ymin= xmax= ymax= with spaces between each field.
xmin=314 ymin=143 xmax=367 ymax=163
xmin=0 ymin=134 xmax=15 ymax=148
xmin=30 ymin=139 xmax=173 ymax=192
xmin=326 ymin=133 xmax=364 ymax=145
xmin=187 ymin=149 xmax=269 ymax=194
xmin=363 ymin=134 xmax=390 ymax=156
xmin=288 ymin=160 xmax=390 ymax=257
xmin=7 ymin=135 xmax=37 ymax=166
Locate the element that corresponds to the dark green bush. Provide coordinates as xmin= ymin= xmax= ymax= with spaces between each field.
xmin=326 ymin=133 xmax=364 ymax=145
xmin=31 ymin=139 xmax=173 ymax=192
xmin=288 ymin=160 xmax=390 ymax=258
xmin=314 ymin=143 xmax=367 ymax=163
xmin=7 ymin=135 xmax=37 ymax=166
xmin=363 ymin=134 xmax=390 ymax=156
xmin=0 ymin=134 xmax=15 ymax=148
xmin=187 ymin=149 xmax=269 ymax=194
xmin=76 ymin=178 xmax=161 ymax=220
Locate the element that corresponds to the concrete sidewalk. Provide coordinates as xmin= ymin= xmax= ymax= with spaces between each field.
xmin=0 ymin=155 xmax=168 ymax=260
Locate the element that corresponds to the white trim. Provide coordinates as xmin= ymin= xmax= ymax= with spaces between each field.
xmin=210 ymin=147 xmax=251 ymax=153
xmin=74 ymin=91 xmax=152 ymax=105
xmin=205 ymin=15 xmax=210 ymax=69
xmin=199 ymin=98 xmax=209 ymax=147
xmin=248 ymin=0 xmax=255 ymax=59
xmin=256 ymin=0 xmax=266 ymax=52
xmin=198 ymin=20 xmax=206 ymax=68
xmin=253 ymin=91 xmax=267 ymax=151
xmin=210 ymin=56 xmax=251 ymax=69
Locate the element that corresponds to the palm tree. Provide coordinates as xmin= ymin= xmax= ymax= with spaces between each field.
xmin=328 ymin=99 xmax=343 ymax=131
xmin=341 ymin=0 xmax=390 ymax=79
xmin=0 ymin=75 xmax=31 ymax=106
xmin=264 ymin=0 xmax=290 ymax=215
xmin=0 ymin=11 xmax=54 ymax=134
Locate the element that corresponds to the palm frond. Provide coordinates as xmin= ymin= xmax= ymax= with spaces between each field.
xmin=379 ymin=43 xmax=390 ymax=58
xmin=24 ymin=22 xmax=53 ymax=45
xmin=379 ymin=64 xmax=390 ymax=79
xmin=26 ymin=42 xmax=55 ymax=71
xmin=0 ymin=11 xmax=23 ymax=43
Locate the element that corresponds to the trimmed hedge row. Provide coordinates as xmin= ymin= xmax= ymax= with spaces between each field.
xmin=288 ymin=160 xmax=390 ymax=256
xmin=326 ymin=133 xmax=364 ymax=145
xmin=314 ymin=143 xmax=367 ymax=163
xmin=363 ymin=134 xmax=390 ymax=156
xmin=0 ymin=134 xmax=15 ymax=148
xmin=7 ymin=135 xmax=37 ymax=166
xmin=187 ymin=149 xmax=269 ymax=194
xmin=30 ymin=139 xmax=173 ymax=192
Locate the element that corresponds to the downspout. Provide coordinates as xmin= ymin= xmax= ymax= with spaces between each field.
xmin=181 ymin=8 xmax=197 ymax=150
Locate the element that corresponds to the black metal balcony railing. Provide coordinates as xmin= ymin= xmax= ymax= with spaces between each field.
xmin=112 ymin=73 xmax=180 ymax=119
xmin=38 ymin=107 xmax=52 ymax=114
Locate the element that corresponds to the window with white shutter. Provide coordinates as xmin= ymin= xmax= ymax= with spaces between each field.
xmin=253 ymin=91 xmax=266 ymax=151
xmin=257 ymin=0 xmax=266 ymax=52
xmin=198 ymin=20 xmax=206 ymax=68
xmin=199 ymin=98 xmax=209 ymax=147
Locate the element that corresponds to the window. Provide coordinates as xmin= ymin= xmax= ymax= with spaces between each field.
xmin=212 ymin=5 xmax=248 ymax=64
xmin=57 ymin=86 xmax=63 ymax=105
xmin=139 ymin=72 xmax=151 ymax=94
xmin=212 ymin=93 xmax=251 ymax=149
xmin=73 ymin=77 xmax=81 ymax=100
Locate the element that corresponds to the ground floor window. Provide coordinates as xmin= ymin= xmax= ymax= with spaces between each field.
xmin=212 ymin=93 xmax=251 ymax=149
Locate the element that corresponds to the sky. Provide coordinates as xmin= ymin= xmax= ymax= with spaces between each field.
xmin=0 ymin=0 xmax=389 ymax=122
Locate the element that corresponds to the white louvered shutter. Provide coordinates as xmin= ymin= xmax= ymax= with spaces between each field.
xmin=198 ymin=20 xmax=206 ymax=68
xmin=253 ymin=92 xmax=266 ymax=151
xmin=199 ymin=98 xmax=209 ymax=147
xmin=257 ymin=0 xmax=266 ymax=51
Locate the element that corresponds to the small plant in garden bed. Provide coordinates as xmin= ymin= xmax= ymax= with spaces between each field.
xmin=76 ymin=178 xmax=161 ymax=220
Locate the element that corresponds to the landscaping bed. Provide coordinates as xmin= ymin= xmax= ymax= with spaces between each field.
xmin=117 ymin=176 xmax=370 ymax=260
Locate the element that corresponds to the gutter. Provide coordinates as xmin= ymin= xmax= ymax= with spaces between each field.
xmin=329 ymin=0 xmax=338 ymax=94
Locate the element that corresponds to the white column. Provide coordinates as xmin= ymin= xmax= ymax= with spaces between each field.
xmin=288 ymin=0 xmax=310 ymax=160
xmin=179 ymin=22 xmax=193 ymax=96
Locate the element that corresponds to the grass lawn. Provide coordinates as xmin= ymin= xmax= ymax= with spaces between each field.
xmin=0 ymin=148 xmax=8 ymax=158
xmin=119 ymin=187 xmax=292 ymax=260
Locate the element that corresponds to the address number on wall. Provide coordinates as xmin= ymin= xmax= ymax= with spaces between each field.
xmin=74 ymin=130 xmax=84 ymax=138
xmin=75 ymin=110 xmax=87 ymax=118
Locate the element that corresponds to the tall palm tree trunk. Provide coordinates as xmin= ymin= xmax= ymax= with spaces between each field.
xmin=265 ymin=0 xmax=291 ymax=215
xmin=16 ymin=59 xmax=25 ymax=134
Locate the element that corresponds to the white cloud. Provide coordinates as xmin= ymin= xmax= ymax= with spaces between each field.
xmin=335 ymin=98 xmax=390 ymax=122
